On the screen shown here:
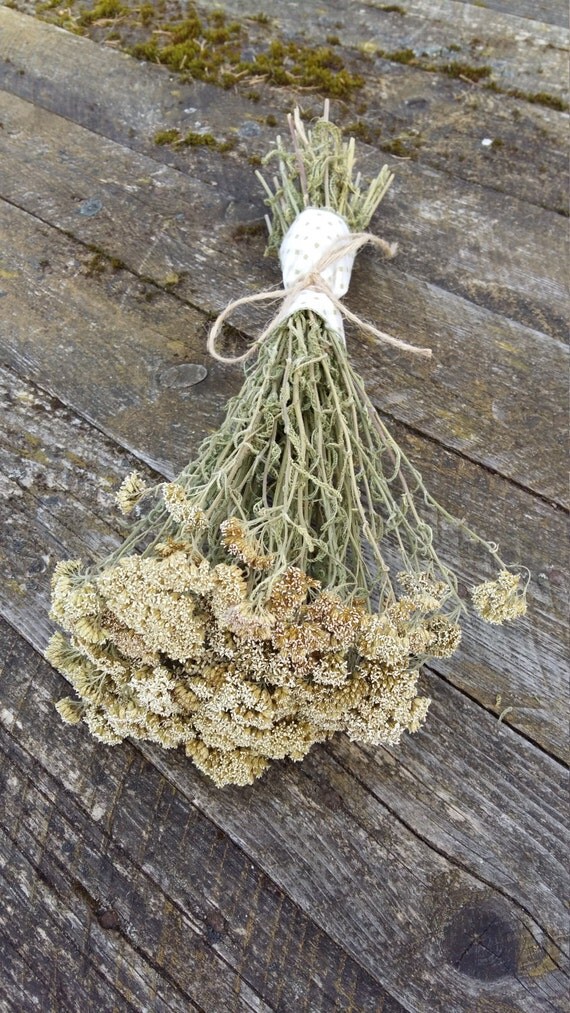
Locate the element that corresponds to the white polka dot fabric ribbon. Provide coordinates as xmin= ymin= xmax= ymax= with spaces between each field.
xmin=279 ymin=208 xmax=356 ymax=340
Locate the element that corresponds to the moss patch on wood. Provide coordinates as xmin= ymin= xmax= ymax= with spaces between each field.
xmin=33 ymin=0 xmax=364 ymax=100
xmin=343 ymin=120 xmax=377 ymax=145
xmin=485 ymin=82 xmax=569 ymax=112
xmin=153 ymin=127 xmax=236 ymax=153
xmin=77 ymin=0 xmax=126 ymax=25
xmin=153 ymin=128 xmax=182 ymax=146
xmin=376 ymin=46 xmax=566 ymax=110
xmin=377 ymin=47 xmax=492 ymax=83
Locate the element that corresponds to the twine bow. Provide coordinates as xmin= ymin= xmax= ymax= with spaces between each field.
xmin=207 ymin=230 xmax=432 ymax=365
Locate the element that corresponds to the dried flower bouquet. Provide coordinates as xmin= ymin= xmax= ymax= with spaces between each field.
xmin=46 ymin=108 xmax=527 ymax=786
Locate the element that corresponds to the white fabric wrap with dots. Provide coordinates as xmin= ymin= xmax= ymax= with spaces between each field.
xmin=278 ymin=207 xmax=356 ymax=341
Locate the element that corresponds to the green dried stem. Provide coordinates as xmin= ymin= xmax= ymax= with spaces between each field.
xmin=257 ymin=105 xmax=394 ymax=252
xmin=103 ymin=106 xmax=523 ymax=621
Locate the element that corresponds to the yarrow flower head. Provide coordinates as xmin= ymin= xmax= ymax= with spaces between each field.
xmin=115 ymin=471 xmax=148 ymax=516
xmin=471 ymin=570 xmax=528 ymax=625
xmin=46 ymin=525 xmax=448 ymax=786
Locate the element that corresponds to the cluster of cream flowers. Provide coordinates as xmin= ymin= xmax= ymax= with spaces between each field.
xmin=471 ymin=570 xmax=527 ymax=625
xmin=46 ymin=503 xmax=466 ymax=786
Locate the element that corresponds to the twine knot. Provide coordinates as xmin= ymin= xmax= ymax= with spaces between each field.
xmin=207 ymin=208 xmax=431 ymax=364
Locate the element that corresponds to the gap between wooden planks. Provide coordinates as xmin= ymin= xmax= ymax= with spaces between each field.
xmin=0 ymin=15 xmax=567 ymax=326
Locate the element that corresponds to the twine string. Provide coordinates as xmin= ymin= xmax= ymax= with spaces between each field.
xmin=207 ymin=230 xmax=432 ymax=364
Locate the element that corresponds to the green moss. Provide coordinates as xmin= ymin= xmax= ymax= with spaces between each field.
xmin=36 ymin=0 xmax=64 ymax=11
xmin=139 ymin=2 xmax=154 ymax=25
xmin=164 ymin=15 xmax=202 ymax=44
xmin=344 ymin=120 xmax=374 ymax=144
xmin=248 ymin=153 xmax=262 ymax=165
xmin=161 ymin=272 xmax=180 ymax=287
xmin=153 ymin=128 xmax=235 ymax=153
xmin=154 ymin=128 xmax=182 ymax=145
xmin=232 ymin=220 xmax=266 ymax=240
xmin=377 ymin=45 xmax=566 ymax=110
xmin=181 ymin=131 xmax=218 ymax=147
xmin=448 ymin=43 xmax=461 ymax=53
xmin=378 ymin=47 xmax=492 ymax=83
xmin=508 ymin=88 xmax=567 ymax=111
xmin=378 ymin=47 xmax=415 ymax=64
xmin=438 ymin=61 xmax=491 ymax=82
xmin=85 ymin=252 xmax=106 ymax=276
xmin=265 ymin=114 xmax=277 ymax=126
xmin=53 ymin=2 xmax=363 ymax=101
xmin=84 ymin=246 xmax=126 ymax=274
xmin=375 ymin=44 xmax=565 ymax=108
xmin=78 ymin=0 xmax=126 ymax=25
xmin=128 ymin=39 xmax=159 ymax=61
xmin=245 ymin=89 xmax=261 ymax=102
xmin=209 ymin=9 xmax=227 ymax=26
xmin=382 ymin=138 xmax=416 ymax=158
xmin=484 ymin=81 xmax=569 ymax=111
xmin=248 ymin=11 xmax=270 ymax=23
xmin=379 ymin=4 xmax=405 ymax=12
xmin=239 ymin=41 xmax=363 ymax=97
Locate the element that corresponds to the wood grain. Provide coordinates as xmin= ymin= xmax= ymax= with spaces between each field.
xmin=0 ymin=220 xmax=567 ymax=760
xmin=1 ymin=360 xmax=568 ymax=958
xmin=1 ymin=618 xmax=567 ymax=1013
xmin=1 ymin=366 xmax=567 ymax=945
xmin=0 ymin=7 xmax=568 ymax=216
xmin=0 ymin=119 xmax=567 ymax=506
xmin=212 ymin=0 xmax=568 ymax=98
xmin=1 ymin=620 xmax=398 ymax=1012
xmin=1 ymin=5 xmax=568 ymax=1011
xmin=453 ymin=0 xmax=568 ymax=27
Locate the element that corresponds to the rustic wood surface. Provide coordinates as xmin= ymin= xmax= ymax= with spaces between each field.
xmin=0 ymin=2 xmax=568 ymax=1011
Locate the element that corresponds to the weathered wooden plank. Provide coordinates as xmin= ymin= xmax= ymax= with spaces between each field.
xmin=1 ymin=369 xmax=568 ymax=936
xmin=0 ymin=138 xmax=567 ymax=506
xmin=1 ymin=616 xmax=567 ymax=1012
xmin=212 ymin=0 xmax=569 ymax=99
xmin=3 ymin=466 xmax=568 ymax=956
xmin=0 ymin=624 xmax=397 ymax=1011
xmin=388 ymin=418 xmax=569 ymax=762
xmin=1 ymin=251 xmax=567 ymax=764
xmin=5 ymin=0 xmax=567 ymax=101
xmin=0 ymin=623 xmax=398 ymax=1013
xmin=453 ymin=0 xmax=568 ymax=28
xmin=2 ymin=17 xmax=566 ymax=301
xmin=329 ymin=669 xmax=568 ymax=941
xmin=1 ymin=856 xmax=166 ymax=1013
xmin=1 ymin=7 xmax=567 ymax=241
xmin=0 ymin=5 xmax=567 ymax=1012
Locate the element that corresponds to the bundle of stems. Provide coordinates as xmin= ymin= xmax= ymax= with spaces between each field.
xmin=47 ymin=107 xmax=527 ymax=786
